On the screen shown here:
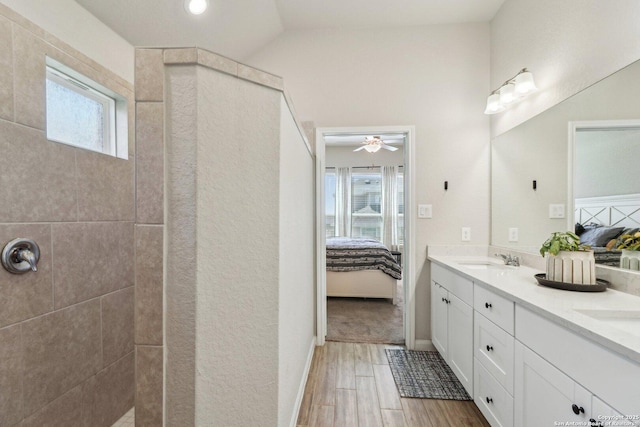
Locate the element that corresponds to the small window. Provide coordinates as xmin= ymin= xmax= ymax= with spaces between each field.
xmin=45 ymin=57 xmax=128 ymax=159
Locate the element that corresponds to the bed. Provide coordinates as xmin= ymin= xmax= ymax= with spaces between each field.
xmin=575 ymin=194 xmax=640 ymax=266
xmin=326 ymin=237 xmax=402 ymax=304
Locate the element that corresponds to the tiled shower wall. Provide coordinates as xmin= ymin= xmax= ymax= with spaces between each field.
xmin=0 ymin=5 xmax=136 ymax=426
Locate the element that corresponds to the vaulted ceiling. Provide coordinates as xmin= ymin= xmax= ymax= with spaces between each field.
xmin=75 ymin=0 xmax=505 ymax=61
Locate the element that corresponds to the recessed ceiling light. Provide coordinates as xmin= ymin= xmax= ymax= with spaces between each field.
xmin=185 ymin=0 xmax=208 ymax=15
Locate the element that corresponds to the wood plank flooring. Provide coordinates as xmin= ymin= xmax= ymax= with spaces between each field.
xmin=297 ymin=342 xmax=491 ymax=427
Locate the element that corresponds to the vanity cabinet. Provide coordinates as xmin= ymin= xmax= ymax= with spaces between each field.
xmin=431 ymin=264 xmax=474 ymax=396
xmin=473 ymin=285 xmax=515 ymax=427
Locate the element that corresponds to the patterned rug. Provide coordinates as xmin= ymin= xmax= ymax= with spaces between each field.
xmin=385 ymin=349 xmax=472 ymax=400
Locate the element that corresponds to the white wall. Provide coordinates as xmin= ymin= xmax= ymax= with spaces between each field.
xmin=490 ymin=0 xmax=640 ymax=137
xmin=246 ymin=24 xmax=491 ymax=341
xmin=0 ymin=0 xmax=134 ymax=82
xmin=278 ymin=96 xmax=315 ymax=426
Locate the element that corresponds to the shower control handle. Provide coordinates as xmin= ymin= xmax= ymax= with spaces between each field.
xmin=2 ymin=238 xmax=40 ymax=274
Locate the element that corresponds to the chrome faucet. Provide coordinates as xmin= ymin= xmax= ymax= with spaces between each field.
xmin=495 ymin=253 xmax=520 ymax=267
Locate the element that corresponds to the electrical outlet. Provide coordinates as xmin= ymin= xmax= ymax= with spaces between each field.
xmin=418 ymin=204 xmax=432 ymax=218
xmin=461 ymin=227 xmax=471 ymax=242
xmin=549 ymin=204 xmax=566 ymax=219
xmin=509 ymin=227 xmax=519 ymax=242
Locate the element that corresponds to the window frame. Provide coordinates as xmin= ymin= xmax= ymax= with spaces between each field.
xmin=45 ymin=57 xmax=128 ymax=159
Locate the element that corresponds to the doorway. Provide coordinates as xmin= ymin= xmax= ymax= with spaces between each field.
xmin=315 ymin=126 xmax=416 ymax=349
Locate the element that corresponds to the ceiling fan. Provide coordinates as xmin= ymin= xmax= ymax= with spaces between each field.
xmin=353 ymin=136 xmax=399 ymax=153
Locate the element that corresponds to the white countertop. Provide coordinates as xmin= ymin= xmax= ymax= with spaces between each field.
xmin=428 ymin=254 xmax=640 ymax=364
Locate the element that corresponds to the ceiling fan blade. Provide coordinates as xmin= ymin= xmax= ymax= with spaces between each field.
xmin=353 ymin=146 xmax=366 ymax=152
xmin=380 ymin=144 xmax=398 ymax=151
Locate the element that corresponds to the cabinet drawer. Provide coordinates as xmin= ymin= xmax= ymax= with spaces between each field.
xmin=516 ymin=306 xmax=640 ymax=416
xmin=432 ymin=263 xmax=473 ymax=305
xmin=474 ymin=284 xmax=514 ymax=334
xmin=474 ymin=358 xmax=514 ymax=427
xmin=474 ymin=311 xmax=515 ymax=395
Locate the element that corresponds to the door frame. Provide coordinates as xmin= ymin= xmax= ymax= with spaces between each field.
xmin=315 ymin=125 xmax=417 ymax=349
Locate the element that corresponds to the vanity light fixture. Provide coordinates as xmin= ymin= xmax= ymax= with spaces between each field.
xmin=185 ymin=0 xmax=208 ymax=15
xmin=484 ymin=68 xmax=537 ymax=114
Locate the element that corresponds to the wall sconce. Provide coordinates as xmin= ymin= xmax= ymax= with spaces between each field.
xmin=484 ymin=68 xmax=537 ymax=114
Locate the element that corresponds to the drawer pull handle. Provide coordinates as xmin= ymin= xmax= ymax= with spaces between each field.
xmin=589 ymin=418 xmax=603 ymax=427
xmin=571 ymin=404 xmax=584 ymax=415
xmin=446 ymin=298 xmax=450 ymax=304
xmin=486 ymin=397 xmax=493 ymax=404
xmin=485 ymin=302 xmax=492 ymax=309
xmin=442 ymin=297 xmax=445 ymax=302
xmin=486 ymin=345 xmax=493 ymax=352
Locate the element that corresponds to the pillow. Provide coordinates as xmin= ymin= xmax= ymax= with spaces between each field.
xmin=579 ymin=226 xmax=625 ymax=247
xmin=575 ymin=223 xmax=586 ymax=236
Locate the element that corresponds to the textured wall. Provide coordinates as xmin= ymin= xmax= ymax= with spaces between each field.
xmin=246 ymin=23 xmax=491 ymax=341
xmin=162 ymin=47 xmax=315 ymax=426
xmin=278 ymin=96 xmax=315 ymax=426
xmin=0 ymin=5 xmax=135 ymax=426
xmin=490 ymin=0 xmax=640 ymax=137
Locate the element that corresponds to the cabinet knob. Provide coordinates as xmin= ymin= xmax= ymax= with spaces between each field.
xmin=446 ymin=299 xmax=451 ymax=304
xmin=485 ymin=302 xmax=492 ymax=309
xmin=486 ymin=345 xmax=494 ymax=352
xmin=486 ymin=397 xmax=493 ymax=404
xmin=571 ymin=404 xmax=584 ymax=415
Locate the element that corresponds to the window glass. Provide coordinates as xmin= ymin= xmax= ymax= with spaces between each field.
xmin=325 ymin=173 xmax=336 ymax=237
xmin=352 ymin=171 xmax=382 ymax=240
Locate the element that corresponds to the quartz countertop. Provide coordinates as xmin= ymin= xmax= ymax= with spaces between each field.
xmin=428 ymin=254 xmax=640 ymax=364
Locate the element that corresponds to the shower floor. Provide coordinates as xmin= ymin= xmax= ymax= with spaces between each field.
xmin=111 ymin=407 xmax=134 ymax=427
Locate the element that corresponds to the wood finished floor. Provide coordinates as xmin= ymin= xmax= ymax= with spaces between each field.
xmin=297 ymin=342 xmax=490 ymax=427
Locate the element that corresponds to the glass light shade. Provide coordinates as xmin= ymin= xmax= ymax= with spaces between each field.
xmin=484 ymin=93 xmax=504 ymax=114
xmin=499 ymin=83 xmax=516 ymax=105
xmin=514 ymin=71 xmax=537 ymax=95
xmin=364 ymin=144 xmax=381 ymax=153
xmin=186 ymin=0 xmax=208 ymax=15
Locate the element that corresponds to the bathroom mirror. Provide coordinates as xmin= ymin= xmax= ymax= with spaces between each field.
xmin=491 ymin=58 xmax=640 ymax=271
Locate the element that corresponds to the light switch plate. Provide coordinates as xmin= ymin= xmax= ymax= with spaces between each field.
xmin=549 ymin=204 xmax=566 ymax=218
xmin=461 ymin=227 xmax=471 ymax=241
xmin=509 ymin=227 xmax=519 ymax=242
xmin=418 ymin=204 xmax=432 ymax=218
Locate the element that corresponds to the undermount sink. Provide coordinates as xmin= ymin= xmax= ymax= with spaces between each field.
xmin=575 ymin=309 xmax=640 ymax=336
xmin=456 ymin=261 xmax=512 ymax=270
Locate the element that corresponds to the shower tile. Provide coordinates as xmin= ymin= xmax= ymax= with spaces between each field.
xmin=21 ymin=385 xmax=82 ymax=427
xmin=196 ymin=48 xmax=238 ymax=76
xmin=102 ymin=287 xmax=134 ymax=367
xmin=237 ymin=63 xmax=283 ymax=91
xmin=0 ymin=324 xmax=22 ymax=426
xmin=22 ymin=299 xmax=101 ymax=416
xmin=136 ymin=102 xmax=164 ymax=224
xmin=13 ymin=24 xmax=46 ymax=130
xmin=0 ymin=223 xmax=53 ymax=328
xmin=0 ymin=121 xmax=77 ymax=223
xmin=0 ymin=15 xmax=13 ymax=121
xmin=135 ymin=49 xmax=164 ymax=102
xmin=76 ymin=149 xmax=135 ymax=222
xmin=82 ymin=352 xmax=135 ymax=427
xmin=135 ymin=225 xmax=163 ymax=345
xmin=135 ymin=346 xmax=163 ymax=427
xmin=52 ymin=222 xmax=134 ymax=309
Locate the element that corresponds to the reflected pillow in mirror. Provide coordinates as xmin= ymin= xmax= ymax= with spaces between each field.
xmin=579 ymin=226 xmax=625 ymax=247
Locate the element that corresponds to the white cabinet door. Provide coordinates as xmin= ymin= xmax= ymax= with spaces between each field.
xmin=448 ymin=292 xmax=473 ymax=396
xmin=431 ymin=281 xmax=448 ymax=358
xmin=592 ymin=396 xmax=640 ymax=427
xmin=515 ymin=342 xmax=592 ymax=427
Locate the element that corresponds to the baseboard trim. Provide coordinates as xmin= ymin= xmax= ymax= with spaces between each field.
xmin=414 ymin=339 xmax=436 ymax=351
xmin=290 ymin=336 xmax=316 ymax=427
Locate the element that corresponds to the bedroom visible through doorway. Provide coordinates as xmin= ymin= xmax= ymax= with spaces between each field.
xmin=323 ymin=131 xmax=406 ymax=344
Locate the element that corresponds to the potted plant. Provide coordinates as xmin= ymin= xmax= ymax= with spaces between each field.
xmin=540 ymin=231 xmax=596 ymax=284
xmin=616 ymin=231 xmax=640 ymax=271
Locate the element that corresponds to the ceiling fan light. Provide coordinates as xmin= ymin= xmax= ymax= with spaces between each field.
xmin=364 ymin=144 xmax=381 ymax=153
xmin=186 ymin=0 xmax=208 ymax=15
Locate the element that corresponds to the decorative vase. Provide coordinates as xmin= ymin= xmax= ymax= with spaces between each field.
xmin=620 ymin=249 xmax=640 ymax=271
xmin=546 ymin=250 xmax=596 ymax=285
